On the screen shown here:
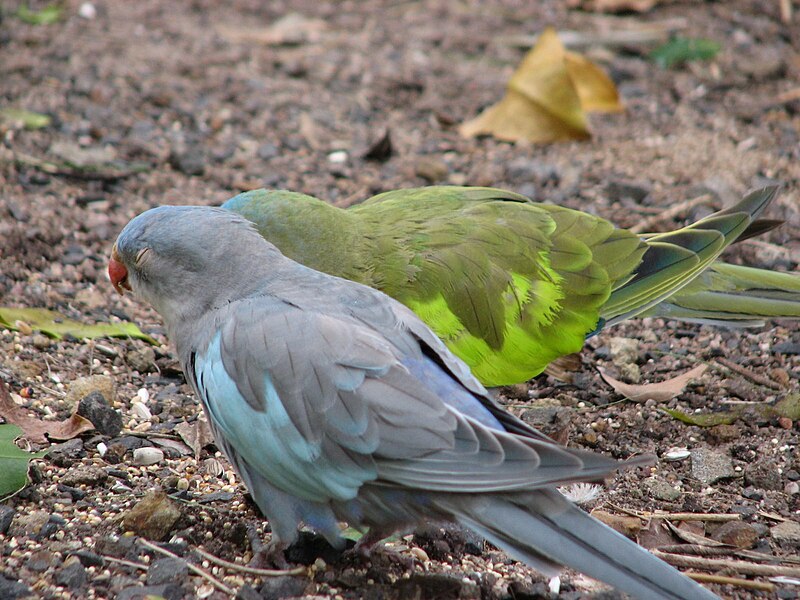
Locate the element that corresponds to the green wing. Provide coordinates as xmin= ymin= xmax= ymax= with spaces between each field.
xmin=352 ymin=187 xmax=646 ymax=385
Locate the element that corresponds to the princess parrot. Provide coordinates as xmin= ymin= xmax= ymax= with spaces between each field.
xmin=222 ymin=185 xmax=800 ymax=386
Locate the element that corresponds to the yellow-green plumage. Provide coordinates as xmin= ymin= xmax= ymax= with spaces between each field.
xmin=223 ymin=185 xmax=797 ymax=386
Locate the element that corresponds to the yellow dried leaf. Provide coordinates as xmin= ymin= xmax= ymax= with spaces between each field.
xmin=460 ymin=28 xmax=621 ymax=143
xmin=565 ymin=51 xmax=623 ymax=113
xmin=599 ymin=364 xmax=707 ymax=403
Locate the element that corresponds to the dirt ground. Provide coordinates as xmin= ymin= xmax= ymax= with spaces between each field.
xmin=1 ymin=0 xmax=799 ymax=599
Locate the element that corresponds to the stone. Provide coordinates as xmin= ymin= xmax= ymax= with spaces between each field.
xmin=122 ymin=491 xmax=181 ymax=540
xmin=414 ymin=157 xmax=448 ymax=183
xmin=60 ymin=465 xmax=108 ymax=488
xmin=48 ymin=438 xmax=85 ymax=467
xmin=257 ymin=575 xmax=309 ymax=599
xmin=9 ymin=510 xmax=50 ymax=537
xmin=711 ymin=521 xmax=759 ymax=549
xmin=95 ymin=535 xmax=137 ymax=560
xmin=690 ymin=447 xmax=736 ymax=485
xmin=146 ymin=557 xmax=188 ymax=586
xmin=169 ymin=148 xmax=206 ymax=176
xmin=70 ymin=550 xmax=104 ymax=568
xmin=772 ymin=341 xmax=800 ymax=355
xmin=0 ymin=573 xmax=30 ymax=600
xmin=606 ymin=180 xmax=651 ymax=203
xmin=644 ymin=478 xmax=681 ymax=502
xmin=770 ymin=520 xmax=800 ymax=548
xmin=126 ymin=347 xmax=156 ymax=373
xmin=744 ymin=463 xmax=783 ymax=491
xmin=27 ymin=549 xmax=59 ymax=572
xmin=66 ymin=375 xmax=116 ymax=407
xmin=0 ymin=505 xmax=15 ymax=534
xmin=396 ymin=573 xmax=477 ymax=600
xmin=77 ymin=391 xmax=123 ymax=437
xmin=54 ymin=558 xmax=87 ymax=589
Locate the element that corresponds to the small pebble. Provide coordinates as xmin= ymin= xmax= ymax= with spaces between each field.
xmin=132 ymin=447 xmax=164 ymax=466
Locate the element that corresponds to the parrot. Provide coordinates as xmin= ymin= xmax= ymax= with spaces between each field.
xmin=222 ymin=185 xmax=800 ymax=386
xmin=109 ymin=205 xmax=720 ymax=600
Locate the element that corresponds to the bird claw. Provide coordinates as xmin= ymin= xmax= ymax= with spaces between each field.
xmin=344 ymin=530 xmax=417 ymax=571
xmin=247 ymin=524 xmax=290 ymax=569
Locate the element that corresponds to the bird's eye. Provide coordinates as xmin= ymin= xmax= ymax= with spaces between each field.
xmin=135 ymin=248 xmax=151 ymax=264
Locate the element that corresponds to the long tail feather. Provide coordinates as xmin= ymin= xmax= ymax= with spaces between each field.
xmin=646 ymin=262 xmax=800 ymax=326
xmin=452 ymin=490 xmax=718 ymax=600
xmin=601 ymin=185 xmax=781 ymax=326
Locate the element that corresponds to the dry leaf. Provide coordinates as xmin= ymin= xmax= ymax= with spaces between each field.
xmin=460 ymin=28 xmax=622 ymax=143
xmin=544 ymin=353 xmax=583 ymax=383
xmin=564 ymin=52 xmax=623 ymax=113
xmin=217 ymin=13 xmax=326 ymax=46
xmin=590 ymin=509 xmax=643 ymax=538
xmin=665 ymin=520 xmax=726 ymax=547
xmin=598 ymin=364 xmax=707 ymax=403
xmin=175 ymin=416 xmax=214 ymax=458
xmin=567 ymin=0 xmax=660 ymax=13
xmin=0 ymin=382 xmax=94 ymax=444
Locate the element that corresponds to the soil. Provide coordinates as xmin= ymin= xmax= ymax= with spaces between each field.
xmin=1 ymin=1 xmax=799 ymax=599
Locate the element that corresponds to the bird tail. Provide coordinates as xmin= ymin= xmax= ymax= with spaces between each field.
xmin=450 ymin=489 xmax=718 ymax=600
xmin=643 ymin=262 xmax=800 ymax=326
xmin=601 ymin=185 xmax=781 ymax=327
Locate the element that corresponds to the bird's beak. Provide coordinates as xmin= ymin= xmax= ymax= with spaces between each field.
xmin=108 ymin=244 xmax=131 ymax=295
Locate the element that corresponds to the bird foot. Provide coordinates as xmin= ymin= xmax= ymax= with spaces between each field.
xmin=246 ymin=524 xmax=290 ymax=569
xmin=345 ymin=529 xmax=417 ymax=571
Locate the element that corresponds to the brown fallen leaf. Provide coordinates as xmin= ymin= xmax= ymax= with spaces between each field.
xmin=590 ymin=509 xmax=643 ymax=538
xmin=174 ymin=415 xmax=215 ymax=459
xmin=459 ymin=28 xmax=622 ymax=143
xmin=598 ymin=364 xmax=707 ymax=403
xmin=0 ymin=381 xmax=94 ymax=444
xmin=543 ymin=353 xmax=583 ymax=383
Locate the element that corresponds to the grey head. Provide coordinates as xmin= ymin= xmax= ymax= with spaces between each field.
xmin=110 ymin=205 xmax=284 ymax=327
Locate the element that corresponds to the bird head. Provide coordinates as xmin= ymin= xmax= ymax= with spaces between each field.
xmin=109 ymin=205 xmax=281 ymax=326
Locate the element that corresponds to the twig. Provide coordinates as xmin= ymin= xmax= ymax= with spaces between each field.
xmin=99 ymin=555 xmax=149 ymax=571
xmin=630 ymin=194 xmax=713 ymax=234
xmin=652 ymin=512 xmax=742 ymax=522
xmin=715 ymin=357 xmax=784 ymax=391
xmin=686 ymin=572 xmax=774 ymax=592
xmin=657 ymin=544 xmax=800 ymax=565
xmin=194 ymin=546 xmax=306 ymax=577
xmin=779 ymin=0 xmax=793 ymax=24
xmin=773 ymin=87 xmax=800 ymax=105
xmin=497 ymin=18 xmax=688 ymax=50
xmin=138 ymin=538 xmax=235 ymax=596
xmin=652 ymin=550 xmax=800 ymax=578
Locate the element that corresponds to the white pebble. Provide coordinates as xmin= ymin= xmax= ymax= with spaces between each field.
xmin=132 ymin=447 xmax=163 ymax=466
xmin=97 ymin=442 xmax=108 ymax=458
xmin=131 ymin=401 xmax=151 ymax=420
xmin=137 ymin=388 xmax=150 ymax=404
xmin=328 ymin=150 xmax=348 ymax=164
xmin=548 ymin=576 xmax=561 ymax=595
xmin=78 ymin=2 xmax=96 ymax=19
xmin=663 ymin=447 xmax=691 ymax=462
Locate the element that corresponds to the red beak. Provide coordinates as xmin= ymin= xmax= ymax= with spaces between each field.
xmin=109 ymin=244 xmax=131 ymax=295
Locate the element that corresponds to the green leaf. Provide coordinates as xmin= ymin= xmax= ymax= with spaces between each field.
xmin=0 ymin=307 xmax=157 ymax=344
xmin=340 ymin=526 xmax=365 ymax=542
xmin=650 ymin=37 xmax=721 ymax=69
xmin=0 ymin=108 xmax=51 ymax=130
xmin=15 ymin=3 xmax=63 ymax=25
xmin=663 ymin=393 xmax=800 ymax=427
xmin=0 ymin=424 xmax=47 ymax=499
xmin=662 ymin=408 xmax=737 ymax=427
